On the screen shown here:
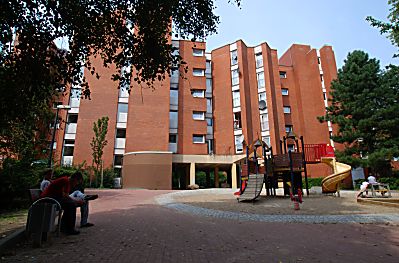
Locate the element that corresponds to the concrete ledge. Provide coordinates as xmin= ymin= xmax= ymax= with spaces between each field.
xmin=0 ymin=228 xmax=25 ymax=256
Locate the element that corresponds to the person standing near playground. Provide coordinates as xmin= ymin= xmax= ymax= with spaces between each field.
xmin=357 ymin=181 xmax=370 ymax=198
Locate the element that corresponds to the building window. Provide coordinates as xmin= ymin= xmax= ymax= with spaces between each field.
xmin=279 ymin=71 xmax=287 ymax=78
xmin=171 ymin=68 xmax=179 ymax=78
xmin=64 ymin=139 xmax=75 ymax=145
xmin=169 ymin=111 xmax=178 ymax=129
xmin=206 ymin=60 xmax=211 ymax=73
xmin=206 ymin=78 xmax=212 ymax=92
xmin=193 ymin=48 xmax=204 ymax=57
xmin=207 ymin=139 xmax=214 ymax=154
xmin=262 ymin=136 xmax=270 ymax=146
xmin=169 ymin=134 xmax=177 ymax=143
xmin=235 ymin=135 xmax=244 ymax=153
xmin=63 ymin=146 xmax=74 ymax=156
xmin=170 ymin=83 xmax=178 ymax=90
xmin=70 ymin=88 xmax=82 ymax=108
xmin=260 ymin=113 xmax=269 ymax=131
xmin=255 ymin=53 xmax=263 ymax=68
xmin=192 ymin=111 xmax=205 ymax=120
xmin=193 ymin=68 xmax=205 ymax=77
xmin=320 ymin=74 xmax=324 ymax=82
xmin=282 ymin=89 xmax=289 ymax=96
xmin=285 ymin=125 xmax=293 ymax=133
xmin=257 ymin=72 xmax=265 ymax=88
xmin=206 ymin=118 xmax=213 ymax=126
xmin=117 ymin=103 xmax=128 ymax=123
xmin=116 ymin=128 xmax=126 ymax=138
xmin=283 ymin=106 xmax=291 ymax=114
xmin=193 ymin=135 xmax=205 ymax=144
xmin=114 ymin=155 xmax=123 ymax=166
xmin=231 ymin=50 xmax=238 ymax=65
xmin=323 ymin=92 xmax=327 ymax=100
xmin=191 ymin=89 xmax=205 ymax=98
xmin=233 ymin=112 xmax=242 ymax=130
xmin=170 ymin=90 xmax=178 ymax=105
xmin=258 ymin=92 xmax=266 ymax=102
xmin=318 ymin=57 xmax=321 ymax=64
xmin=232 ymin=90 xmax=240 ymax=107
xmin=231 ymin=69 xmax=239 ymax=86
xmin=67 ymin=114 xmax=78 ymax=123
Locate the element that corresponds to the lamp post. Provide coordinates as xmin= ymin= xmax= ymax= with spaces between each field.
xmin=48 ymin=104 xmax=71 ymax=168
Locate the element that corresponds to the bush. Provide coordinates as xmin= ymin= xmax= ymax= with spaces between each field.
xmin=303 ymin=177 xmax=323 ymax=188
xmin=0 ymin=158 xmax=44 ymax=210
xmin=101 ymin=168 xmax=117 ymax=188
xmin=379 ymin=177 xmax=399 ymax=190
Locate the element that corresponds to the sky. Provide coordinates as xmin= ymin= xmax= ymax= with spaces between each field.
xmin=205 ymin=0 xmax=397 ymax=68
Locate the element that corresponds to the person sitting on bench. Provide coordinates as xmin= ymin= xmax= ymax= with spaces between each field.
xmin=40 ymin=172 xmax=84 ymax=235
xmin=41 ymin=171 xmax=98 ymax=228
xmin=40 ymin=168 xmax=52 ymax=192
xmin=70 ymin=180 xmax=98 ymax=228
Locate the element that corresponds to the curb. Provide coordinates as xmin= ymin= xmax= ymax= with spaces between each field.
xmin=0 ymin=228 xmax=26 ymax=256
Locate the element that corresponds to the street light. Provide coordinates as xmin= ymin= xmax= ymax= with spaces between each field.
xmin=48 ymin=104 xmax=71 ymax=168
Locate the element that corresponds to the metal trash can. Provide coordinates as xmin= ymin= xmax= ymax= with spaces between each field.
xmin=114 ymin=177 xmax=122 ymax=188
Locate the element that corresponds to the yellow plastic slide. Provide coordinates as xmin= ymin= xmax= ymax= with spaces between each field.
xmin=321 ymin=157 xmax=352 ymax=194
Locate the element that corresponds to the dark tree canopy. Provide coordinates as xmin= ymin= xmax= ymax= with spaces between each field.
xmin=0 ymin=0 xmax=241 ymax=160
xmin=319 ymin=51 xmax=399 ymax=175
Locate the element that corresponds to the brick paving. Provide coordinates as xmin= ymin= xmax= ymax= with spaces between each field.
xmin=2 ymin=189 xmax=399 ymax=263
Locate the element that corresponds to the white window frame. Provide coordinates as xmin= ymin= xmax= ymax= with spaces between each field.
xmin=193 ymin=48 xmax=204 ymax=57
xmin=193 ymin=68 xmax=205 ymax=77
xmin=280 ymin=71 xmax=287 ymax=78
xmin=260 ymin=113 xmax=269 ymax=131
xmin=193 ymin=135 xmax=205 ymax=144
xmin=231 ymin=50 xmax=238 ymax=65
xmin=235 ymin=135 xmax=244 ymax=153
xmin=282 ymin=89 xmax=289 ymax=96
xmin=255 ymin=53 xmax=263 ymax=68
xmin=231 ymin=69 xmax=239 ymax=86
xmin=169 ymin=111 xmax=178 ymax=129
xmin=192 ymin=111 xmax=205 ymax=121
xmin=232 ymin=90 xmax=240 ymax=107
xmin=191 ymin=89 xmax=205 ymax=98
xmin=257 ymin=72 xmax=265 ymax=88
xmin=283 ymin=106 xmax=291 ymax=114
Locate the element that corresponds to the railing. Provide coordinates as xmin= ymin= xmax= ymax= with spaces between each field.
xmin=303 ymin=144 xmax=335 ymax=163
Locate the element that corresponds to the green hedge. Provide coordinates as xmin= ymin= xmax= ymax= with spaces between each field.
xmin=0 ymin=159 xmax=43 ymax=210
xmin=303 ymin=177 xmax=323 ymax=188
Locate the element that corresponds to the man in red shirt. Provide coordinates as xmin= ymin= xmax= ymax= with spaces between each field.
xmin=41 ymin=172 xmax=84 ymax=235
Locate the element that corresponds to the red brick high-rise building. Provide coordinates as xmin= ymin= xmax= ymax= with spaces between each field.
xmin=52 ymin=39 xmax=337 ymax=189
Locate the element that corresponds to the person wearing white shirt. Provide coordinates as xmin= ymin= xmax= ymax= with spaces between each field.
xmin=367 ymin=175 xmax=377 ymax=184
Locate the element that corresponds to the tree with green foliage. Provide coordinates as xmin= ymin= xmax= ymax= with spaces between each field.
xmin=90 ymin=116 xmax=109 ymax=187
xmin=0 ymin=1 xmax=241 ymax=163
xmin=319 ymin=51 xmax=399 ymax=176
xmin=367 ymin=0 xmax=399 ymax=56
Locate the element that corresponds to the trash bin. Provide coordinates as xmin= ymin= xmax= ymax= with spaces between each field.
xmin=114 ymin=177 xmax=122 ymax=188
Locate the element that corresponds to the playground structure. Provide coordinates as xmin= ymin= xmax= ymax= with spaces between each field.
xmin=236 ymin=134 xmax=353 ymax=202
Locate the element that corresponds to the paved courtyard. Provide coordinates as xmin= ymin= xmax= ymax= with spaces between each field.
xmin=2 ymin=189 xmax=399 ymax=262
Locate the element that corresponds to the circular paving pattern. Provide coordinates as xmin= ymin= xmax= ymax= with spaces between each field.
xmin=156 ymin=189 xmax=399 ymax=224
